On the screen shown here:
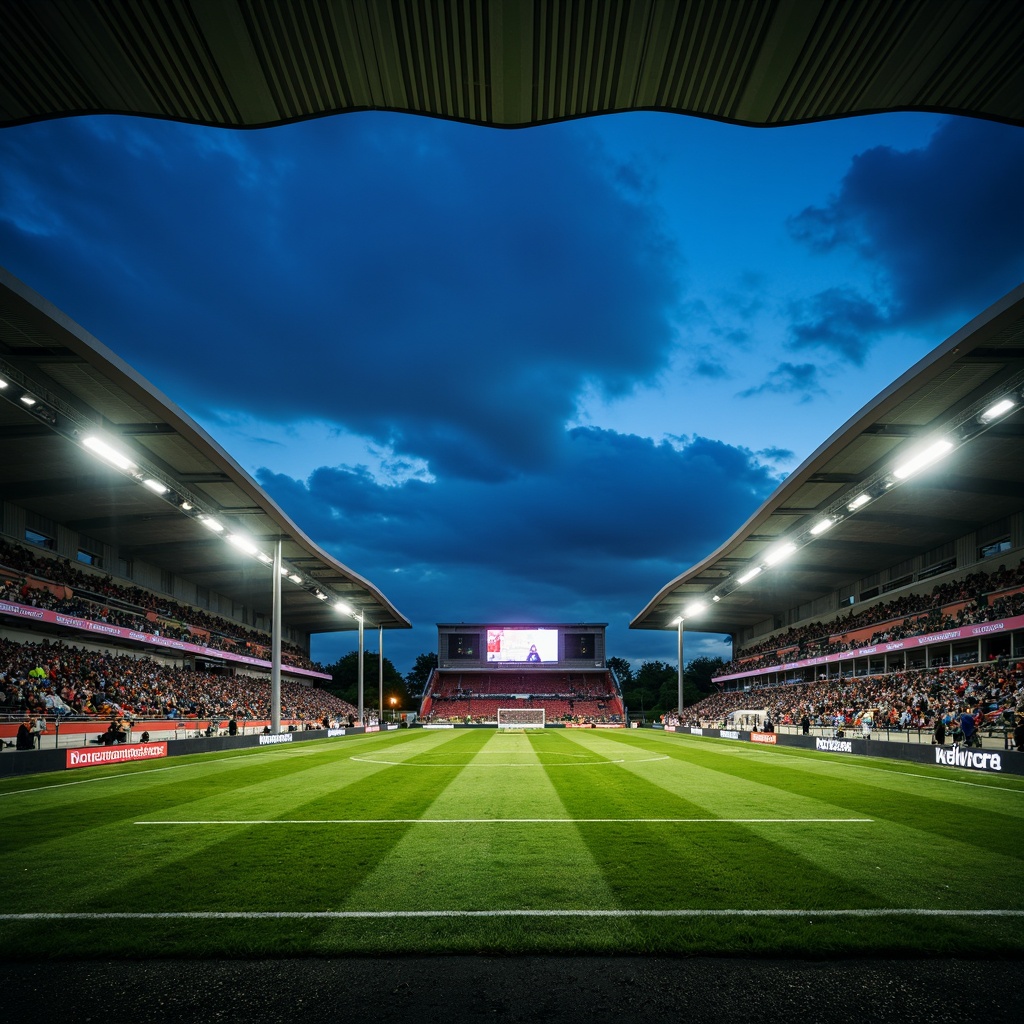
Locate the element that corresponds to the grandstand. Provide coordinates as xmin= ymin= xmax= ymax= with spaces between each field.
xmin=421 ymin=623 xmax=625 ymax=725
xmin=0 ymin=269 xmax=410 ymax=735
xmin=633 ymin=285 xmax=1024 ymax=738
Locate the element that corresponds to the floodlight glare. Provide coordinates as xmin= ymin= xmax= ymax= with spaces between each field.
xmin=711 ymin=595 xmax=721 ymax=602
xmin=979 ymin=397 xmax=1016 ymax=423
xmin=200 ymin=516 xmax=224 ymax=532
xmin=288 ymin=573 xmax=302 ymax=584
xmin=671 ymin=616 xmax=683 ymax=626
xmin=848 ymin=493 xmax=871 ymax=511
xmin=83 ymin=434 xmax=136 ymax=471
xmin=0 ymin=377 xmax=8 ymax=388
xmin=143 ymin=479 xmax=168 ymax=495
xmin=893 ymin=438 xmax=953 ymax=480
xmin=764 ymin=541 xmax=796 ymax=566
xmin=19 ymin=394 xmax=37 ymax=406
xmin=335 ymin=600 xmax=354 ymax=615
xmin=257 ymin=552 xmax=273 ymax=564
xmin=810 ymin=518 xmax=835 ymax=535
xmin=227 ymin=533 xmax=259 ymax=556
xmin=683 ymin=601 xmax=706 ymax=617
xmin=179 ymin=500 xmax=193 ymax=511
xmin=737 ymin=566 xmax=763 ymax=585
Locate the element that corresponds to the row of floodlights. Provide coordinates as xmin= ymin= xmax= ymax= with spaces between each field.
xmin=74 ymin=429 xmax=360 ymax=619
xmin=0 ymin=374 xmax=57 ymax=425
xmin=0 ymin=374 xmax=364 ymax=621
xmin=674 ymin=393 xmax=1021 ymax=624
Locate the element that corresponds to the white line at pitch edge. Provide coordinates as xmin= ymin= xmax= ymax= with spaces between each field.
xmin=133 ymin=817 xmax=874 ymax=825
xmin=1 ymin=909 xmax=1021 ymax=921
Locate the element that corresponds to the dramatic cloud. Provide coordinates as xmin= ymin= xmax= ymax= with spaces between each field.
xmin=787 ymin=117 xmax=1024 ymax=358
xmin=0 ymin=115 xmax=683 ymax=482
xmin=737 ymin=362 xmax=827 ymax=401
xmin=257 ymin=427 xmax=782 ymax=666
xmin=785 ymin=289 xmax=888 ymax=365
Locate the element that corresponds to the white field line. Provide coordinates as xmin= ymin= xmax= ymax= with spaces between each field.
xmin=0 ymin=764 xmax=185 ymax=797
xmin=133 ymin=817 xmax=873 ymax=825
xmin=350 ymin=755 xmax=670 ymax=767
xmin=1 ymin=909 xmax=1021 ymax=921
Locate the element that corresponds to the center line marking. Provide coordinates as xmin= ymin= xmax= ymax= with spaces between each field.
xmin=134 ymin=817 xmax=874 ymax=825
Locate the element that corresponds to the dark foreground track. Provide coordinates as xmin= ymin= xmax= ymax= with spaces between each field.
xmin=2 ymin=957 xmax=1021 ymax=1023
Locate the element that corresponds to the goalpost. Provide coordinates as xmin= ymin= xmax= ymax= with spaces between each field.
xmin=497 ymin=707 xmax=546 ymax=729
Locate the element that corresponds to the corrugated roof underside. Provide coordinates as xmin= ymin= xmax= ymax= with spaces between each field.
xmin=2 ymin=1 xmax=1022 ymax=129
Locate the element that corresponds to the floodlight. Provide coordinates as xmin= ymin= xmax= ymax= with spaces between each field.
xmin=19 ymin=394 xmax=36 ymax=406
xmin=83 ymin=434 xmax=136 ymax=471
xmin=893 ymin=438 xmax=953 ymax=480
xmin=227 ymin=533 xmax=259 ymax=556
xmin=848 ymin=493 xmax=871 ymax=511
xmin=764 ymin=541 xmax=796 ymax=566
xmin=737 ymin=566 xmax=763 ymax=585
xmin=810 ymin=518 xmax=835 ymax=535
xmin=683 ymin=601 xmax=706 ymax=617
xmin=288 ymin=573 xmax=302 ymax=584
xmin=979 ymin=397 xmax=1016 ymax=424
xmin=143 ymin=479 xmax=168 ymax=495
xmin=200 ymin=516 xmax=224 ymax=532
xmin=335 ymin=600 xmax=354 ymax=615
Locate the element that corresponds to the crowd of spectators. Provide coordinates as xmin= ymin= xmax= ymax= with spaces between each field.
xmin=0 ymin=637 xmax=357 ymax=727
xmin=0 ymin=538 xmax=325 ymax=673
xmin=715 ymin=561 xmax=1024 ymax=677
xmin=674 ymin=660 xmax=1024 ymax=736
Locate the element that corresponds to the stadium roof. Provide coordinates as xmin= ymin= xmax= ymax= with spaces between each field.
xmin=0 ymin=267 xmax=411 ymax=636
xmin=1 ymin=0 xmax=1022 ymax=131
xmin=631 ymin=284 xmax=1024 ymax=637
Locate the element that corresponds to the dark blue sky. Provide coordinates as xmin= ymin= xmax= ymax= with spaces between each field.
xmin=1 ymin=110 xmax=1022 ymax=673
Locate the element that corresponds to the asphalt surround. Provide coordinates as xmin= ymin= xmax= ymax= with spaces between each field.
xmin=2 ymin=956 xmax=1021 ymax=1023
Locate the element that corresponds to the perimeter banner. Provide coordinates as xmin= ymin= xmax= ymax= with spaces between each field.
xmin=66 ymin=743 xmax=168 ymax=769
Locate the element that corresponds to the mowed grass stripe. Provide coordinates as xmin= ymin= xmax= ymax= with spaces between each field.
xmin=584 ymin=732 xmax=1024 ymax=912
xmin=339 ymin=730 xmax=619 ymax=912
xmin=78 ymin=735 xmax=485 ymax=913
xmin=3 ymin=729 xmax=1023 ymax=957
xmin=554 ymin=730 xmax=866 ymax=821
xmin=651 ymin=736 xmax=1024 ymax=862
xmin=1 ymin=733 xmax=467 ymax=915
xmin=0 ymin=743 xmax=388 ymax=909
xmin=542 ymin=737 xmax=884 ymax=911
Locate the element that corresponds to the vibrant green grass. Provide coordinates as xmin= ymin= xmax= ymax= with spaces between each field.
xmin=2 ymin=728 xmax=1022 ymax=958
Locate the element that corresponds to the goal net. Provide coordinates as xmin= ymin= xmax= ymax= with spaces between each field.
xmin=497 ymin=707 xmax=546 ymax=729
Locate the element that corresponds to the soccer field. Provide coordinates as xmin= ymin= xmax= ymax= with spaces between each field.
xmin=2 ymin=728 xmax=1022 ymax=958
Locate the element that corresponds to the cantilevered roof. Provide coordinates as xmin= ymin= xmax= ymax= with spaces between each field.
xmin=0 ymin=267 xmax=410 ymax=636
xmin=1 ymin=0 xmax=1022 ymax=131
xmin=631 ymin=284 xmax=1024 ymax=636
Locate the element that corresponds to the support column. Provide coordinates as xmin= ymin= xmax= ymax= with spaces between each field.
xmin=271 ymin=538 xmax=282 ymax=734
xmin=357 ymin=613 xmax=365 ymax=725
